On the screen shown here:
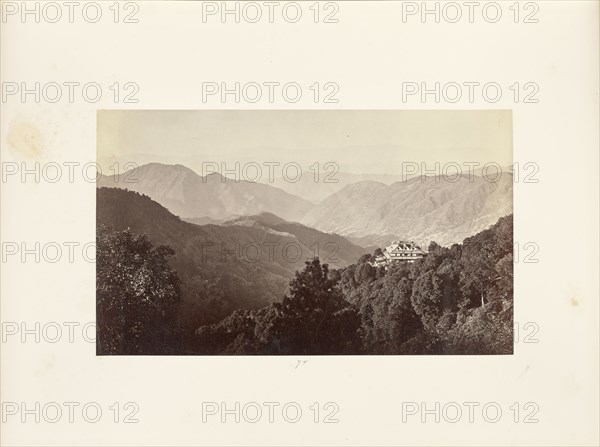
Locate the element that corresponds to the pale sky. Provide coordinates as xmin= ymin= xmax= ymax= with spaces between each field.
xmin=97 ymin=110 xmax=512 ymax=175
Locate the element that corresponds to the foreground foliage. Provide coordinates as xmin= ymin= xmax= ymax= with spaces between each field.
xmin=96 ymin=225 xmax=182 ymax=354
xmin=195 ymin=215 xmax=513 ymax=355
xmin=96 ymin=215 xmax=513 ymax=355
xmin=195 ymin=258 xmax=361 ymax=355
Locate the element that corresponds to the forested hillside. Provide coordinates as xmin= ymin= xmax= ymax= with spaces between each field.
xmin=97 ymin=187 xmax=290 ymax=328
xmin=96 ymin=187 xmax=367 ymax=345
xmin=194 ymin=215 xmax=513 ymax=355
xmin=97 ymin=186 xmax=512 ymax=355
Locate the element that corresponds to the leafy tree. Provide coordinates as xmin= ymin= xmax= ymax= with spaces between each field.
xmin=354 ymin=262 xmax=376 ymax=284
xmin=411 ymin=270 xmax=444 ymax=330
xmin=276 ymin=258 xmax=361 ymax=354
xmin=436 ymin=258 xmax=461 ymax=313
xmin=195 ymin=258 xmax=361 ymax=355
xmin=97 ymin=225 xmax=182 ymax=354
xmin=459 ymin=216 xmax=513 ymax=309
xmin=444 ymin=302 xmax=513 ymax=354
xmin=358 ymin=253 xmax=372 ymax=264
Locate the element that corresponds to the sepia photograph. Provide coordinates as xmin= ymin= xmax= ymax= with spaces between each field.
xmin=2 ymin=1 xmax=598 ymax=445
xmin=96 ymin=110 xmax=514 ymax=355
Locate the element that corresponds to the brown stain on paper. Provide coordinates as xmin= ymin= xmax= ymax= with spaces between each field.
xmin=6 ymin=121 xmax=45 ymax=159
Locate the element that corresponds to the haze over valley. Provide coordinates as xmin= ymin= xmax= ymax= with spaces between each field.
xmin=98 ymin=162 xmax=513 ymax=247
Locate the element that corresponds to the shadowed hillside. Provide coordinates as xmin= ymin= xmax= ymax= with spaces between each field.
xmin=97 ymin=187 xmax=365 ymax=330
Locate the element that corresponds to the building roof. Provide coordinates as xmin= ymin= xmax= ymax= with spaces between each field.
xmin=385 ymin=241 xmax=424 ymax=254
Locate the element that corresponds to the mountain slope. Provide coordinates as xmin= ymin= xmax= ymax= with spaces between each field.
xmin=97 ymin=188 xmax=365 ymax=326
xmin=267 ymin=172 xmax=406 ymax=203
xmin=301 ymin=174 xmax=513 ymax=247
xmin=222 ymin=212 xmax=366 ymax=267
xmin=266 ymin=167 xmax=513 ymax=204
xmin=97 ymin=163 xmax=313 ymax=222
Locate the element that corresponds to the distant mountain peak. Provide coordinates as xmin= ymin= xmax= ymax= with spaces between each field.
xmin=96 ymin=162 xmax=313 ymax=222
xmin=202 ymin=171 xmax=229 ymax=182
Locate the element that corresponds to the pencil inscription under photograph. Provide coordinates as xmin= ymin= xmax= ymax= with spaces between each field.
xmin=96 ymin=110 xmax=513 ymax=355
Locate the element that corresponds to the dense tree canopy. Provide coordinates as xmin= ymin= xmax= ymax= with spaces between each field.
xmin=194 ymin=215 xmax=513 ymax=355
xmin=195 ymin=258 xmax=361 ymax=354
xmin=97 ymin=225 xmax=182 ymax=354
xmin=97 ymin=213 xmax=513 ymax=355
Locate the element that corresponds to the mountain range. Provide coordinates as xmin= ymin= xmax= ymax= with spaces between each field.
xmin=97 ymin=163 xmax=313 ymax=222
xmin=301 ymin=174 xmax=513 ymax=247
xmin=267 ymin=172 xmax=407 ymax=203
xmin=265 ymin=166 xmax=512 ymax=204
xmin=97 ymin=162 xmax=512 ymax=248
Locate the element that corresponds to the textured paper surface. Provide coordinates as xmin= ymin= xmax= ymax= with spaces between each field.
xmin=1 ymin=1 xmax=598 ymax=445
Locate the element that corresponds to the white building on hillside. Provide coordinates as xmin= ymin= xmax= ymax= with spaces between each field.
xmin=370 ymin=241 xmax=426 ymax=268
